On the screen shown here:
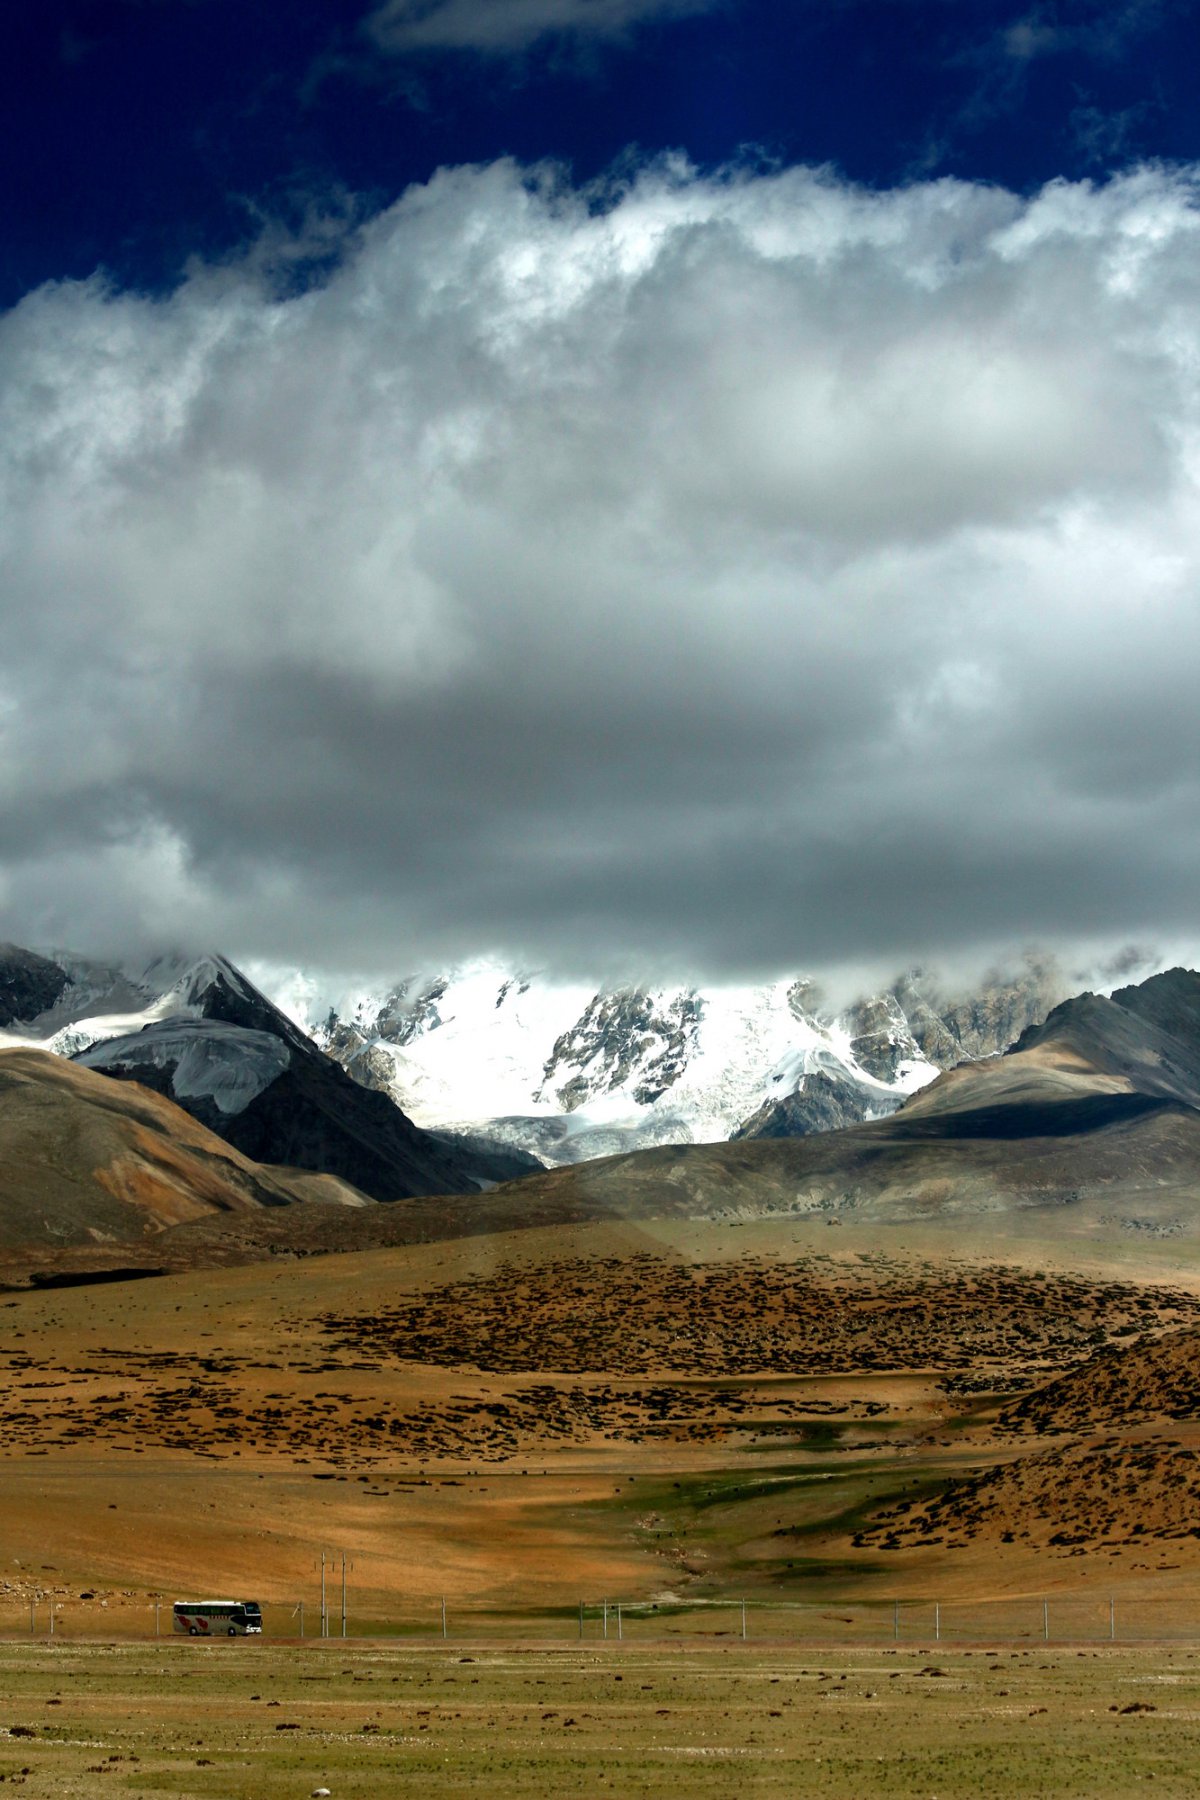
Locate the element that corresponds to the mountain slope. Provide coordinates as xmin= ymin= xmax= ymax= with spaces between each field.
xmin=0 ymin=1047 xmax=364 ymax=1254
xmin=0 ymin=944 xmax=72 ymax=1026
xmin=72 ymin=958 xmax=538 ymax=1201
xmin=1008 ymin=967 xmax=1200 ymax=1108
xmin=268 ymin=956 xmax=1066 ymax=1163
xmin=479 ymin=967 xmax=1200 ymax=1231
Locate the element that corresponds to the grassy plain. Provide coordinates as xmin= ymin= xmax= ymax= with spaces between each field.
xmin=2 ymin=1639 xmax=1200 ymax=1798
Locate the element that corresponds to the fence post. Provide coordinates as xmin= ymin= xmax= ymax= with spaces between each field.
xmin=440 ymin=1597 xmax=447 ymax=1640
xmin=578 ymin=1601 xmax=584 ymax=1641
xmin=893 ymin=1600 xmax=899 ymax=1642
xmin=741 ymin=1599 xmax=747 ymax=1641
xmin=1043 ymin=1600 xmax=1049 ymax=1643
xmin=617 ymin=1604 xmax=622 ymax=1642
xmin=934 ymin=1602 xmax=940 ymax=1643
xmin=1109 ymin=1597 xmax=1115 ymax=1642
xmin=29 ymin=1598 xmax=35 ymax=1637
xmin=602 ymin=1599 xmax=608 ymax=1641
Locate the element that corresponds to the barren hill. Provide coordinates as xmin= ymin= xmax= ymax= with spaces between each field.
xmin=0 ymin=1048 xmax=364 ymax=1258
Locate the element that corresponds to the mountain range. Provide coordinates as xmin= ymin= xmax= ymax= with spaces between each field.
xmin=245 ymin=954 xmax=1073 ymax=1162
xmin=5 ymin=939 xmax=1200 ymax=1264
xmin=1 ymin=943 xmax=1075 ymax=1170
xmin=484 ymin=965 xmax=1200 ymax=1239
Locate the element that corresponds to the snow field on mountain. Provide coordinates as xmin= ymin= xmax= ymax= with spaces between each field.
xmin=256 ymin=960 xmax=941 ymax=1147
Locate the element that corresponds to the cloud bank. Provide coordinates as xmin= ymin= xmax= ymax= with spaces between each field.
xmin=2 ymin=158 xmax=1200 ymax=981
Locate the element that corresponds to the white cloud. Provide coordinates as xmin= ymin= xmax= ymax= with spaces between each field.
xmin=2 ymin=158 xmax=1200 ymax=980
xmin=363 ymin=0 xmax=719 ymax=54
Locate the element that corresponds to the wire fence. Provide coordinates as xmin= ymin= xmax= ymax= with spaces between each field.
xmin=3 ymin=1592 xmax=1200 ymax=1645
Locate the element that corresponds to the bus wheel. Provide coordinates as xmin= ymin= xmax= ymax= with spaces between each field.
xmin=189 ymin=1626 xmax=199 ymax=1636
xmin=228 ymin=1626 xmax=237 ymax=1636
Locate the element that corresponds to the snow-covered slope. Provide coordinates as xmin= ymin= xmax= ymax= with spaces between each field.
xmin=255 ymin=957 xmax=1067 ymax=1165
xmin=78 ymin=1017 xmax=290 ymax=1115
xmin=0 ymin=949 xmax=204 ymax=1058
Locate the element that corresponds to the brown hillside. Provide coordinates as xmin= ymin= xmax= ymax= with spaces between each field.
xmin=858 ymin=1434 xmax=1200 ymax=1560
xmin=857 ymin=1324 xmax=1200 ymax=1563
xmin=0 ymin=1048 xmax=365 ymax=1253
xmin=998 ymin=1324 xmax=1200 ymax=1437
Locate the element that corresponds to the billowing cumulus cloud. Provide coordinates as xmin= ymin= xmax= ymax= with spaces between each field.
xmin=2 ymin=158 xmax=1200 ymax=982
xmin=363 ymin=0 xmax=719 ymax=53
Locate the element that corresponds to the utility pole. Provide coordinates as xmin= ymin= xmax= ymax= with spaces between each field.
xmin=741 ymin=1599 xmax=747 ymax=1641
xmin=1110 ymin=1596 xmax=1115 ymax=1642
xmin=340 ymin=1552 xmax=350 ymax=1639
xmin=440 ymin=1596 xmax=447 ymax=1640
xmin=320 ymin=1551 xmax=327 ymax=1638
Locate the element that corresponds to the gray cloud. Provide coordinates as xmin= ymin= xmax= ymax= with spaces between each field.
xmin=362 ymin=0 xmax=719 ymax=54
xmin=3 ymin=158 xmax=1200 ymax=983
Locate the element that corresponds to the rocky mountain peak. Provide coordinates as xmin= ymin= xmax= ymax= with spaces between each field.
xmin=537 ymin=988 xmax=703 ymax=1111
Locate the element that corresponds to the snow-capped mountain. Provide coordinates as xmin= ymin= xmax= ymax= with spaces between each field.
xmin=0 ymin=940 xmax=1070 ymax=1169
xmin=0 ymin=948 xmax=537 ymax=1198
xmin=256 ymin=956 xmax=1068 ymax=1165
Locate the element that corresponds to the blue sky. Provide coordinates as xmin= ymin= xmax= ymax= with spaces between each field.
xmin=3 ymin=2 xmax=1200 ymax=985
xmin=6 ymin=0 xmax=1198 ymax=303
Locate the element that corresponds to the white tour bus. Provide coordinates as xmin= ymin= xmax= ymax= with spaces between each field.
xmin=173 ymin=1599 xmax=263 ymax=1637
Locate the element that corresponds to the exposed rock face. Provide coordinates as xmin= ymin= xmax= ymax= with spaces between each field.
xmin=733 ymin=1070 xmax=901 ymax=1140
xmin=938 ymin=956 xmax=1066 ymax=1059
xmin=0 ymin=945 xmax=70 ymax=1027
xmin=539 ymin=989 xmax=703 ymax=1110
xmin=746 ymin=962 xmax=1068 ymax=1136
xmin=321 ymin=1028 xmax=403 ymax=1099
xmin=373 ymin=976 xmax=452 ymax=1046
xmin=843 ymin=992 xmax=924 ymax=1084
xmin=841 ymin=963 xmax=1068 ymax=1090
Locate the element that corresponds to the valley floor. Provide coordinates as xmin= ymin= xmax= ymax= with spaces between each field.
xmin=4 ymin=1213 xmax=1200 ymax=1630
xmin=2 ymin=1639 xmax=1200 ymax=1798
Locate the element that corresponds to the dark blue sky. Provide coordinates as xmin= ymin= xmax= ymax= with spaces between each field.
xmin=4 ymin=0 xmax=1198 ymax=306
